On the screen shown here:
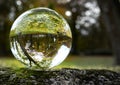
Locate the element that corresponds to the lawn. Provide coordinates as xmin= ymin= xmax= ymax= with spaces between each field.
xmin=0 ymin=55 xmax=120 ymax=72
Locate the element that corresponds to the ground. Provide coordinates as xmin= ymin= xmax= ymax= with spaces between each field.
xmin=0 ymin=55 xmax=120 ymax=85
xmin=0 ymin=68 xmax=120 ymax=85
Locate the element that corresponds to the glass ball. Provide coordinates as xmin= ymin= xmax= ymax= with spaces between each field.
xmin=10 ymin=7 xmax=72 ymax=69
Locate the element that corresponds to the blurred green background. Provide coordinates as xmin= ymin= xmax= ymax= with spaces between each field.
xmin=0 ymin=0 xmax=120 ymax=70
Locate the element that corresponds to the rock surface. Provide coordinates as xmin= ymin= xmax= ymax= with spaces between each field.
xmin=0 ymin=68 xmax=120 ymax=85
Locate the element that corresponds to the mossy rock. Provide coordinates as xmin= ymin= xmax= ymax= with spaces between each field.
xmin=0 ymin=67 xmax=120 ymax=85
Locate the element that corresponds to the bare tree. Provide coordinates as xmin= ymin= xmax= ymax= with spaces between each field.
xmin=97 ymin=0 xmax=120 ymax=65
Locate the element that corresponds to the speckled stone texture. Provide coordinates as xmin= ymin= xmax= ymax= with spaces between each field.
xmin=0 ymin=68 xmax=120 ymax=85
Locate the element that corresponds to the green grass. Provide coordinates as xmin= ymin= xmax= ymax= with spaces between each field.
xmin=56 ymin=55 xmax=120 ymax=72
xmin=0 ymin=55 xmax=120 ymax=72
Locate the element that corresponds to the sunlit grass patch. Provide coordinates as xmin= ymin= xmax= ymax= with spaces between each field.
xmin=0 ymin=57 xmax=25 ymax=68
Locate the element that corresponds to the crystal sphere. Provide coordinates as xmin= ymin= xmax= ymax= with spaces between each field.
xmin=10 ymin=7 xmax=72 ymax=69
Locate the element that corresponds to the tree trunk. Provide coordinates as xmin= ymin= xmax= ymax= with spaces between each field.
xmin=97 ymin=0 xmax=120 ymax=65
